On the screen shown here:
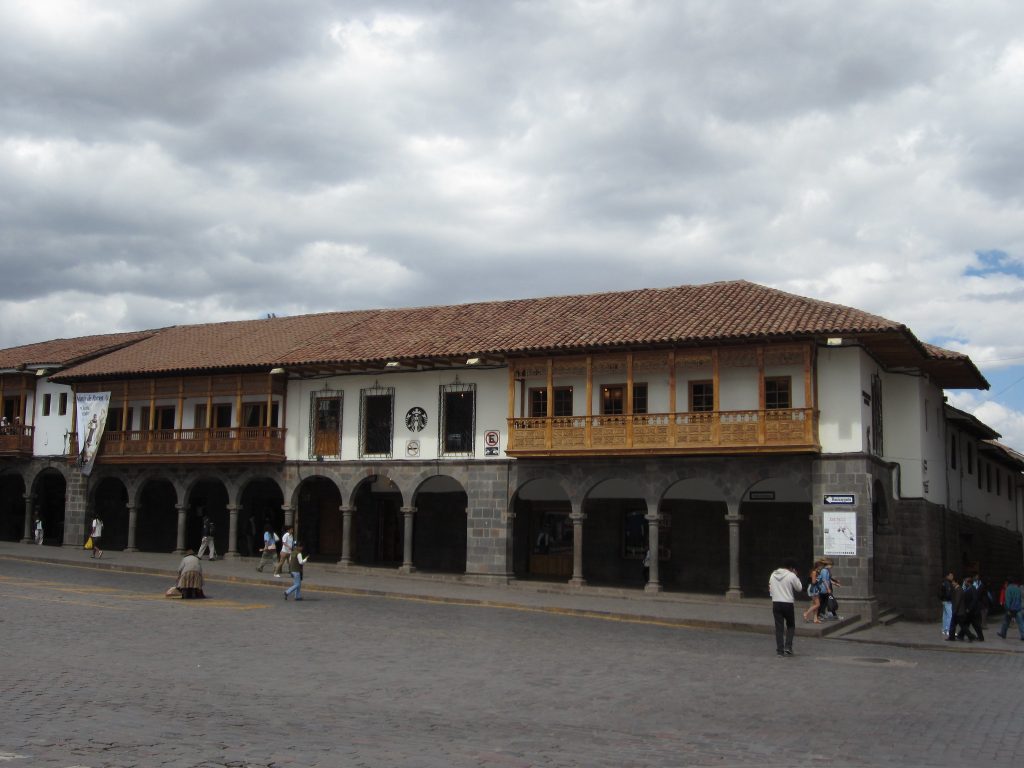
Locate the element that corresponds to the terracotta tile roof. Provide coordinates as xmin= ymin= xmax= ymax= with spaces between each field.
xmin=0 ymin=330 xmax=157 ymax=371
xmin=45 ymin=281 xmax=987 ymax=389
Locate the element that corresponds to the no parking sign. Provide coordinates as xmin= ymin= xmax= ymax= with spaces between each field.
xmin=484 ymin=430 xmax=500 ymax=456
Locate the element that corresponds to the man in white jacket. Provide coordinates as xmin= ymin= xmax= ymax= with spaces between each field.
xmin=769 ymin=560 xmax=803 ymax=657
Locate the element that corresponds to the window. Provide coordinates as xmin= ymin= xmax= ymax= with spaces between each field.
xmin=154 ymin=406 xmax=175 ymax=430
xmin=689 ymin=381 xmax=714 ymax=412
xmin=360 ymin=386 xmax=394 ymax=457
xmin=950 ymin=435 xmax=957 ymax=470
xmin=600 ymin=383 xmax=648 ymax=415
xmin=967 ymin=442 xmax=974 ymax=474
xmin=310 ymin=393 xmax=343 ymax=458
xmin=764 ymin=377 xmax=791 ymax=410
xmin=243 ymin=402 xmax=279 ymax=428
xmin=195 ymin=403 xmax=232 ymax=429
xmin=42 ymin=393 xmax=52 ymax=417
xmin=530 ymin=387 xmax=573 ymax=417
xmin=105 ymin=407 xmax=133 ymax=431
xmin=996 ymin=470 xmax=1001 ymax=496
xmin=440 ymin=383 xmax=475 ymax=456
xmin=58 ymin=392 xmax=68 ymax=416
xmin=986 ymin=464 xmax=992 ymax=493
xmin=978 ymin=460 xmax=983 ymax=490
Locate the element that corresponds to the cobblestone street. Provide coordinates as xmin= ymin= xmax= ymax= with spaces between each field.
xmin=2 ymin=558 xmax=1023 ymax=767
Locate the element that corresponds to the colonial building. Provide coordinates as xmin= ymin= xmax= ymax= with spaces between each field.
xmin=2 ymin=280 xmax=1021 ymax=620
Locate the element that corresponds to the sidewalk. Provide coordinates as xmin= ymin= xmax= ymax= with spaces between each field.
xmin=4 ymin=541 xmax=1022 ymax=654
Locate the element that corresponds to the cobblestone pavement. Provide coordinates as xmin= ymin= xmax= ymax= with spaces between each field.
xmin=2 ymin=559 xmax=1023 ymax=767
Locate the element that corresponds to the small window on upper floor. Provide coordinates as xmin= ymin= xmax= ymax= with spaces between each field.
xmin=440 ymin=383 xmax=475 ymax=456
xmin=600 ymin=383 xmax=648 ymax=415
xmin=978 ymin=459 xmax=984 ymax=489
xmin=42 ymin=393 xmax=52 ymax=417
xmin=689 ymin=381 xmax=714 ymax=412
xmin=58 ymin=392 xmax=68 ymax=416
xmin=530 ymin=387 xmax=573 ymax=418
xmin=967 ymin=443 xmax=974 ymax=474
xmin=764 ymin=377 xmax=791 ymax=410
xmin=950 ymin=434 xmax=957 ymax=470
xmin=360 ymin=386 xmax=394 ymax=458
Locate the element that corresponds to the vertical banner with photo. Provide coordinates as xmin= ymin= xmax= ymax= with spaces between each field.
xmin=76 ymin=392 xmax=111 ymax=476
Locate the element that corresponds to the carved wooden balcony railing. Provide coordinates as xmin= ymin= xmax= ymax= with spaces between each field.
xmin=507 ymin=408 xmax=819 ymax=456
xmin=95 ymin=427 xmax=286 ymax=463
xmin=0 ymin=424 xmax=34 ymax=457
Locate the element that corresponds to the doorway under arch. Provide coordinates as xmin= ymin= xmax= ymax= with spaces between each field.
xmin=511 ymin=478 xmax=572 ymax=581
xmin=413 ymin=475 xmax=467 ymax=574
xmin=352 ymin=476 xmax=403 ymax=566
xmin=295 ymin=476 xmax=343 ymax=560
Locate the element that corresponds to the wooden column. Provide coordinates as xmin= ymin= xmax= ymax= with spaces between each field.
xmin=507 ymin=362 xmax=516 ymax=451
xmin=668 ymin=350 xmax=677 ymax=447
xmin=711 ymin=349 xmax=721 ymax=445
xmin=235 ymin=375 xmax=243 ymax=453
xmin=625 ymin=351 xmax=634 ymax=448
xmin=757 ymin=346 xmax=766 ymax=445
xmin=585 ymin=354 xmax=593 ymax=448
xmin=804 ymin=343 xmax=814 ymax=444
xmin=545 ymin=358 xmax=553 ymax=450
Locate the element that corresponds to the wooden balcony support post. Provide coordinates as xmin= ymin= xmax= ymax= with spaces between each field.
xmin=804 ymin=343 xmax=815 ymax=444
xmin=122 ymin=381 xmax=129 ymax=433
xmin=235 ymin=375 xmax=243 ymax=454
xmin=626 ymin=351 xmax=634 ymax=448
xmin=585 ymin=354 xmax=593 ymax=448
xmin=757 ymin=346 xmax=766 ymax=445
xmin=176 ymin=378 xmax=184 ymax=454
xmin=545 ymin=358 xmax=553 ymax=450
xmin=147 ymin=380 xmax=155 ymax=454
xmin=668 ymin=350 xmax=676 ymax=447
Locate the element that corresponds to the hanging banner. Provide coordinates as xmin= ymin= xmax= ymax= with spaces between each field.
xmin=75 ymin=392 xmax=111 ymax=476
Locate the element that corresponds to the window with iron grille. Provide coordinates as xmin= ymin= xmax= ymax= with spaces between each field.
xmin=439 ymin=383 xmax=475 ymax=456
xmin=870 ymin=374 xmax=883 ymax=455
xmin=360 ymin=385 xmax=394 ymax=458
xmin=309 ymin=391 xmax=343 ymax=459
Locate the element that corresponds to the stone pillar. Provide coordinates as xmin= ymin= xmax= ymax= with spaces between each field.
xmin=338 ymin=506 xmax=354 ymax=567
xmin=282 ymin=504 xmax=293 ymax=528
xmin=399 ymin=506 xmax=416 ymax=573
xmin=227 ymin=504 xmax=240 ymax=558
xmin=644 ymin=510 xmax=662 ymax=593
xmin=569 ymin=505 xmax=586 ymax=587
xmin=174 ymin=504 xmax=187 ymax=554
xmin=725 ymin=500 xmax=743 ymax=601
xmin=125 ymin=505 xmax=138 ymax=552
xmin=21 ymin=494 xmax=34 ymax=543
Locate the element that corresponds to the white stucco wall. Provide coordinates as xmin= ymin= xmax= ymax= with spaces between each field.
xmin=31 ymin=378 xmax=74 ymax=457
xmin=285 ymin=366 xmax=510 ymax=461
xmin=816 ymin=347 xmax=865 ymax=454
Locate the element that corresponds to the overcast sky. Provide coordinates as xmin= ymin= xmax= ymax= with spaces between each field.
xmin=2 ymin=1 xmax=1023 ymax=448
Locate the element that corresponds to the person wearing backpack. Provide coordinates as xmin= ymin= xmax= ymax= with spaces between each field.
xmin=256 ymin=523 xmax=279 ymax=572
xmin=938 ymin=571 xmax=956 ymax=637
xmin=996 ymin=576 xmax=1024 ymax=640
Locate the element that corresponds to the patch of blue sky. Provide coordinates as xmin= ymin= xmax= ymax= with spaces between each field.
xmin=964 ymin=250 xmax=1024 ymax=279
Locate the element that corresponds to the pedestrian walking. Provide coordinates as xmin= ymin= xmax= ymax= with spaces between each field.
xmin=196 ymin=514 xmax=218 ymax=560
xmin=256 ymin=523 xmax=279 ymax=572
xmin=89 ymin=515 xmax=104 ymax=559
xmin=34 ymin=516 xmax=44 ymax=545
xmin=273 ymin=525 xmax=294 ymax=578
xmin=996 ymin=576 xmax=1024 ymax=641
xmin=283 ymin=542 xmax=309 ymax=601
xmin=769 ymin=560 xmax=802 ymax=657
xmin=816 ymin=558 xmax=841 ymax=620
xmin=938 ymin=571 xmax=956 ymax=637
xmin=964 ymin=576 xmax=986 ymax=641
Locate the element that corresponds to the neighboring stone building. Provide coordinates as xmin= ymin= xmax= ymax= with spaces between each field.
xmin=1 ymin=280 xmax=1022 ymax=621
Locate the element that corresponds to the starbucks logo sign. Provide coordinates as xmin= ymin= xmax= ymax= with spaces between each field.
xmin=405 ymin=407 xmax=427 ymax=432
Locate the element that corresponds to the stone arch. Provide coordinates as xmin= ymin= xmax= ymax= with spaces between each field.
xmin=350 ymin=474 xmax=404 ymax=566
xmin=0 ymin=468 xmax=28 ymax=542
xmin=184 ymin=474 xmax=231 ymax=555
xmin=581 ymin=477 xmax=650 ymax=588
xmin=136 ymin=476 xmax=181 ymax=553
xmin=659 ymin=477 xmax=730 ymax=594
xmin=411 ymin=474 xmax=468 ymax=573
xmin=31 ymin=467 xmax=67 ymax=547
xmin=90 ymin=476 xmax=130 ymax=551
xmin=239 ymin=474 xmax=287 ymax=545
xmin=293 ymin=475 xmax=344 ymax=560
xmin=510 ymin=477 xmax=573 ymax=581
xmin=738 ymin=474 xmax=814 ymax=597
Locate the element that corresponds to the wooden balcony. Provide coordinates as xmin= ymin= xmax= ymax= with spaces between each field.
xmin=507 ymin=408 xmax=819 ymax=457
xmin=95 ymin=427 xmax=286 ymax=463
xmin=0 ymin=424 xmax=34 ymax=458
